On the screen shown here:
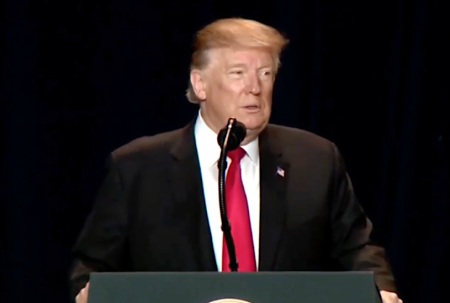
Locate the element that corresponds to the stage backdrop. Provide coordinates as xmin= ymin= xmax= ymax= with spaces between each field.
xmin=1 ymin=1 xmax=448 ymax=303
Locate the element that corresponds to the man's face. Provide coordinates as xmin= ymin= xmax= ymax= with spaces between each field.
xmin=191 ymin=47 xmax=276 ymax=143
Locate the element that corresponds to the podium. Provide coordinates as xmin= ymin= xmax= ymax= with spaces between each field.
xmin=87 ymin=272 xmax=382 ymax=303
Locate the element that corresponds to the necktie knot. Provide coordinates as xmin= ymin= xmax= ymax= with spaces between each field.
xmin=227 ymin=147 xmax=246 ymax=162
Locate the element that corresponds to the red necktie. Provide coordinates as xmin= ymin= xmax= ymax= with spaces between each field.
xmin=222 ymin=147 xmax=256 ymax=272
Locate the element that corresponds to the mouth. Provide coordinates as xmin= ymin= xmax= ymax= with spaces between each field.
xmin=243 ymin=105 xmax=261 ymax=112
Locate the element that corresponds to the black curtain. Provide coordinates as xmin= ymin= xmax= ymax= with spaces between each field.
xmin=1 ymin=1 xmax=448 ymax=303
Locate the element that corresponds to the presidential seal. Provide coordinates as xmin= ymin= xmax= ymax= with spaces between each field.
xmin=208 ymin=299 xmax=252 ymax=303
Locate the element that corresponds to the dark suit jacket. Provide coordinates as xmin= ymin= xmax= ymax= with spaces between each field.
xmin=69 ymin=120 xmax=397 ymax=299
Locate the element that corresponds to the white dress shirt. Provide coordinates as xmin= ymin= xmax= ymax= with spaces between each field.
xmin=194 ymin=110 xmax=260 ymax=271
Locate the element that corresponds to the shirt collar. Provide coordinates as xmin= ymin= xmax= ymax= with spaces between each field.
xmin=194 ymin=110 xmax=259 ymax=168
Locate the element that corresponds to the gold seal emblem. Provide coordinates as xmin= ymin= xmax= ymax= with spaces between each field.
xmin=208 ymin=299 xmax=251 ymax=303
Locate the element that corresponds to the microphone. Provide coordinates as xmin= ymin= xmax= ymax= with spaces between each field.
xmin=217 ymin=119 xmax=246 ymax=151
xmin=217 ymin=118 xmax=246 ymax=272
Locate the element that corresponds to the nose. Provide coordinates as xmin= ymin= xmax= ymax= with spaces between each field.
xmin=245 ymin=72 xmax=261 ymax=95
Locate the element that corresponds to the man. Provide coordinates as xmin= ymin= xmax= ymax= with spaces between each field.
xmin=71 ymin=18 xmax=402 ymax=303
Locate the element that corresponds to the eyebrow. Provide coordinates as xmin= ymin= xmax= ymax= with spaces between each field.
xmin=227 ymin=63 xmax=273 ymax=69
xmin=227 ymin=63 xmax=246 ymax=68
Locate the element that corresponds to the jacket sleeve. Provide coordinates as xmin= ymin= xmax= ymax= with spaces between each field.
xmin=329 ymin=143 xmax=397 ymax=292
xmin=69 ymin=154 xmax=129 ymax=300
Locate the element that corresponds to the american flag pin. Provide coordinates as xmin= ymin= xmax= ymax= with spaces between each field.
xmin=276 ymin=166 xmax=285 ymax=177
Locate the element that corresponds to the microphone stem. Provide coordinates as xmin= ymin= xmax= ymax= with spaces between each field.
xmin=218 ymin=120 xmax=238 ymax=272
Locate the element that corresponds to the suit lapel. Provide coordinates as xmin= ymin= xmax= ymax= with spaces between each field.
xmin=258 ymin=126 xmax=289 ymax=271
xmin=166 ymin=121 xmax=288 ymax=272
xmin=168 ymin=121 xmax=217 ymax=271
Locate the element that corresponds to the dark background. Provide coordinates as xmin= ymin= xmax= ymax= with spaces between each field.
xmin=1 ymin=0 xmax=448 ymax=303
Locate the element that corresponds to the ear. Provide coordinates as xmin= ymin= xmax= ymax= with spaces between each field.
xmin=190 ymin=69 xmax=207 ymax=101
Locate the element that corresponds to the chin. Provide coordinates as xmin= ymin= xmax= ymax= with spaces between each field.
xmin=240 ymin=118 xmax=267 ymax=132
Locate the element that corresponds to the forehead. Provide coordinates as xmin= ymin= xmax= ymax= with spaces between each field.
xmin=208 ymin=47 xmax=274 ymax=68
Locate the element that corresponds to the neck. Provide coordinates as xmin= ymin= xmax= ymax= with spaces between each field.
xmin=241 ymin=132 xmax=257 ymax=146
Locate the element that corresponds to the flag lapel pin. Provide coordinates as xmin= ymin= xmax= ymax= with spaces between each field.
xmin=276 ymin=166 xmax=285 ymax=177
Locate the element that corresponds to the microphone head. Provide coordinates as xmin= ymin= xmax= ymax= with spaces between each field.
xmin=217 ymin=118 xmax=247 ymax=151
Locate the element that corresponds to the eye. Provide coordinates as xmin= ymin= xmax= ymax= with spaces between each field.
xmin=229 ymin=70 xmax=244 ymax=78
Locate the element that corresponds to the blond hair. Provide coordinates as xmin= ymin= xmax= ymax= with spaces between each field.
xmin=186 ymin=18 xmax=289 ymax=104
